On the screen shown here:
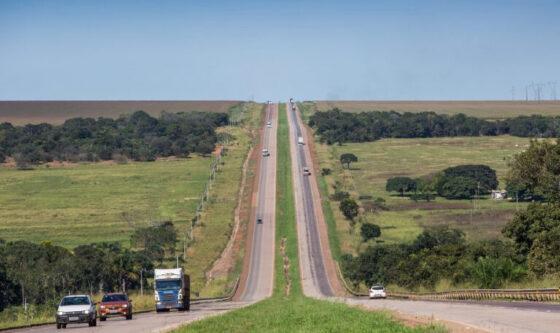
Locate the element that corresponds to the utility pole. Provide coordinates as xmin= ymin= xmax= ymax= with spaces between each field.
xmin=140 ymin=268 xmax=144 ymax=296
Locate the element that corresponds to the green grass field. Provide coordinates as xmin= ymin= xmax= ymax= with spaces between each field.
xmin=315 ymin=135 xmax=531 ymax=254
xmin=172 ymin=104 xmax=444 ymax=333
xmin=0 ymin=158 xmax=211 ymax=248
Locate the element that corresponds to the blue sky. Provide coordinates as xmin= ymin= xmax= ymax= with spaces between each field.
xmin=1 ymin=0 xmax=559 ymax=101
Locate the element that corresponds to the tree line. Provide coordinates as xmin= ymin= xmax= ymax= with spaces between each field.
xmin=309 ymin=109 xmax=560 ymax=144
xmin=0 ymin=111 xmax=229 ymax=168
xmin=0 ymin=222 xmax=178 ymax=311
xmin=386 ymin=164 xmax=498 ymax=200
xmin=341 ymin=140 xmax=560 ymax=290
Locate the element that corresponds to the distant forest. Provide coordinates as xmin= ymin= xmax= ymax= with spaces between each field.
xmin=0 ymin=111 xmax=229 ymax=167
xmin=309 ymin=109 xmax=560 ymax=144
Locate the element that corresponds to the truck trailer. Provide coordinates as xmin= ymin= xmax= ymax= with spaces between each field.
xmin=154 ymin=268 xmax=190 ymax=312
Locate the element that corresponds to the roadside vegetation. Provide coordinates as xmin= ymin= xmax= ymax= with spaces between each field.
xmin=303 ymin=102 xmax=560 ymax=292
xmin=173 ymin=104 xmax=444 ymax=333
xmin=0 ymin=103 xmax=259 ymax=328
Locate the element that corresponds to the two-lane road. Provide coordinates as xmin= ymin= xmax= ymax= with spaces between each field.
xmin=236 ymin=102 xmax=278 ymax=301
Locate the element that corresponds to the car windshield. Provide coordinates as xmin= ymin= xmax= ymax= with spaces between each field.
xmin=102 ymin=294 xmax=127 ymax=302
xmin=371 ymin=286 xmax=384 ymax=290
xmin=61 ymin=296 xmax=90 ymax=306
xmin=155 ymin=279 xmax=181 ymax=290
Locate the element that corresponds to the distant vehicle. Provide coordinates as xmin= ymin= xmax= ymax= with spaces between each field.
xmin=303 ymin=167 xmax=311 ymax=176
xmin=55 ymin=295 xmax=97 ymax=329
xmin=297 ymin=136 xmax=304 ymax=145
xmin=266 ymin=121 xmax=272 ymax=127
xmin=267 ymin=100 xmax=272 ymax=104
xmin=154 ymin=268 xmax=190 ymax=312
xmin=99 ymin=293 xmax=132 ymax=321
xmin=369 ymin=285 xmax=387 ymax=299
xmin=289 ymin=98 xmax=293 ymax=103
xmin=292 ymin=104 xmax=296 ymax=111
xmin=257 ymin=217 xmax=263 ymax=224
xmin=262 ymin=148 xmax=270 ymax=157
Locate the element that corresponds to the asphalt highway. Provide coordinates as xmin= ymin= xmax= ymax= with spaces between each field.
xmin=236 ymin=102 xmax=277 ymax=301
xmin=287 ymin=101 xmax=334 ymax=298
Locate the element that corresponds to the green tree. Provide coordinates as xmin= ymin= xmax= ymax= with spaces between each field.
xmin=385 ymin=177 xmax=417 ymax=196
xmin=440 ymin=165 xmax=498 ymax=194
xmin=340 ymin=153 xmax=358 ymax=169
xmin=339 ymin=198 xmax=359 ymax=220
xmin=438 ymin=176 xmax=478 ymax=199
xmin=506 ymin=140 xmax=560 ymax=202
xmin=360 ymin=223 xmax=381 ymax=242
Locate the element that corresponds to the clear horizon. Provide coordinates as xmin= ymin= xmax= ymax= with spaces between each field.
xmin=1 ymin=0 xmax=559 ymax=101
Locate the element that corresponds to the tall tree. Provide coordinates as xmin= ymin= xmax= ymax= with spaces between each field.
xmin=340 ymin=153 xmax=358 ymax=169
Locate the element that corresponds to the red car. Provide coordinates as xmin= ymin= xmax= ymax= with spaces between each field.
xmin=98 ymin=293 xmax=132 ymax=321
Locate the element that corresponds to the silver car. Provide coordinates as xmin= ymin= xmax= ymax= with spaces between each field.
xmin=56 ymin=295 xmax=97 ymax=329
xmin=369 ymin=285 xmax=387 ymax=299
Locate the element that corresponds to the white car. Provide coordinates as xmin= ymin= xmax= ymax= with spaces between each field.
xmin=303 ymin=167 xmax=311 ymax=176
xmin=56 ymin=295 xmax=97 ymax=329
xmin=266 ymin=121 xmax=272 ymax=128
xmin=369 ymin=285 xmax=387 ymax=299
xmin=262 ymin=148 xmax=270 ymax=157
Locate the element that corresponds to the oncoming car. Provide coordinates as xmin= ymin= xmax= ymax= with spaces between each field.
xmin=55 ymin=295 xmax=97 ymax=329
xmin=99 ymin=293 xmax=133 ymax=321
xmin=369 ymin=285 xmax=387 ymax=299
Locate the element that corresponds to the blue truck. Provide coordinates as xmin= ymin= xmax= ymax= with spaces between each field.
xmin=154 ymin=268 xmax=190 ymax=312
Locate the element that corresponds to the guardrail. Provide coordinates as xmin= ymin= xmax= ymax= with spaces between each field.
xmin=335 ymin=262 xmax=560 ymax=302
xmin=387 ymin=289 xmax=560 ymax=302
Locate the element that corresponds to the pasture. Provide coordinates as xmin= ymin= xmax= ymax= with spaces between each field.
xmin=315 ymin=135 xmax=531 ymax=254
xmin=0 ymin=158 xmax=211 ymax=248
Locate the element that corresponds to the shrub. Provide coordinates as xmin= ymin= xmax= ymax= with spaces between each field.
xmin=339 ymin=198 xmax=359 ymax=220
xmin=360 ymin=223 xmax=381 ymax=242
xmin=386 ymin=177 xmax=417 ymax=196
xmin=331 ymin=191 xmax=350 ymax=201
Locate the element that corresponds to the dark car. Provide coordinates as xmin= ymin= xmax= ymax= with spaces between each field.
xmin=98 ymin=293 xmax=132 ymax=321
xmin=257 ymin=217 xmax=263 ymax=224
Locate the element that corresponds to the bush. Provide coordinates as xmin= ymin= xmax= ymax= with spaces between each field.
xmin=470 ymin=257 xmax=526 ymax=289
xmin=360 ymin=223 xmax=381 ymax=242
xmin=339 ymin=198 xmax=359 ymax=220
xmin=386 ymin=177 xmax=417 ymax=196
xmin=321 ymin=168 xmax=331 ymax=176
xmin=331 ymin=191 xmax=350 ymax=201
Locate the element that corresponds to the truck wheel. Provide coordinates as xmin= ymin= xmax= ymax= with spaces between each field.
xmin=62 ymin=324 xmax=67 ymax=329
xmin=126 ymin=313 xmax=132 ymax=320
xmin=89 ymin=318 xmax=96 ymax=327
xmin=100 ymin=317 xmax=107 ymax=321
xmin=185 ymin=301 xmax=190 ymax=311
xmin=56 ymin=323 xmax=61 ymax=329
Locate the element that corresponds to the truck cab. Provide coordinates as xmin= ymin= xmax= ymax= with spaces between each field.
xmin=154 ymin=268 xmax=190 ymax=312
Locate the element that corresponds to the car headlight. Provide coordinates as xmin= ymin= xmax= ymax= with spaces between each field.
xmin=57 ymin=311 xmax=64 ymax=316
xmin=122 ymin=304 xmax=128 ymax=308
xmin=83 ymin=309 xmax=89 ymax=314
xmin=178 ymin=291 xmax=183 ymax=300
xmin=100 ymin=305 xmax=105 ymax=309
xmin=155 ymin=292 xmax=160 ymax=301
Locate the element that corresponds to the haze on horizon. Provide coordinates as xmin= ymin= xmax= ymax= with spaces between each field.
xmin=1 ymin=0 xmax=559 ymax=101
